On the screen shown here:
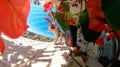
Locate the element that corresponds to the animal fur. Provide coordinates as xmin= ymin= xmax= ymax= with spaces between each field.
xmin=48 ymin=23 xmax=65 ymax=45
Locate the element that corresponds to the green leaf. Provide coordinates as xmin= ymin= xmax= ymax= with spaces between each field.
xmin=101 ymin=0 xmax=120 ymax=31
xmin=79 ymin=10 xmax=100 ymax=42
xmin=75 ymin=51 xmax=87 ymax=56
xmin=54 ymin=12 xmax=70 ymax=31
xmin=51 ymin=11 xmax=56 ymax=21
xmin=61 ymin=1 xmax=70 ymax=12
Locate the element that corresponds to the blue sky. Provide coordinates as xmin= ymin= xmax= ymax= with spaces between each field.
xmin=27 ymin=3 xmax=60 ymax=38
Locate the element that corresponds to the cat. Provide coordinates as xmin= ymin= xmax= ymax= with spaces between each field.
xmin=48 ymin=23 xmax=65 ymax=45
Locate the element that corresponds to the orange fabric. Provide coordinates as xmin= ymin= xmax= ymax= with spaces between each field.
xmin=88 ymin=19 xmax=105 ymax=32
xmin=68 ymin=38 xmax=72 ymax=46
xmin=0 ymin=37 xmax=5 ymax=54
xmin=0 ymin=0 xmax=30 ymax=54
xmin=86 ymin=0 xmax=105 ymax=32
xmin=0 ymin=0 xmax=30 ymax=38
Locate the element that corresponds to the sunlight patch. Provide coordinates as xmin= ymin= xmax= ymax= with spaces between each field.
xmin=32 ymin=62 xmax=49 ymax=67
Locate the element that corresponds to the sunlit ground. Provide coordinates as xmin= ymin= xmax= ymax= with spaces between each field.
xmin=0 ymin=34 xmax=69 ymax=67
xmin=0 ymin=34 xmax=104 ymax=67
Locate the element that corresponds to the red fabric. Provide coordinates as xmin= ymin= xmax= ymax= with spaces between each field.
xmin=0 ymin=0 xmax=30 ymax=54
xmin=45 ymin=18 xmax=52 ymax=23
xmin=0 ymin=0 xmax=30 ymax=38
xmin=95 ymin=36 xmax=104 ymax=46
xmin=106 ymin=32 xmax=115 ymax=41
xmin=86 ymin=0 xmax=105 ymax=32
xmin=88 ymin=19 xmax=105 ymax=32
xmin=68 ymin=19 xmax=75 ymax=25
xmin=57 ymin=1 xmax=63 ymax=13
xmin=44 ymin=0 xmax=53 ymax=12
xmin=117 ymin=31 xmax=120 ymax=37
xmin=72 ymin=46 xmax=80 ymax=54
xmin=82 ymin=55 xmax=89 ymax=63
xmin=104 ymin=24 xmax=111 ymax=33
xmin=0 ymin=37 xmax=5 ymax=54
xmin=48 ymin=12 xmax=52 ymax=17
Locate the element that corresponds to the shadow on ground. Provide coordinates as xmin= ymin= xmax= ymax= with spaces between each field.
xmin=0 ymin=38 xmax=68 ymax=67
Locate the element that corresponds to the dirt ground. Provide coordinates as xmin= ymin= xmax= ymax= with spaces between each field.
xmin=0 ymin=35 xmax=103 ymax=67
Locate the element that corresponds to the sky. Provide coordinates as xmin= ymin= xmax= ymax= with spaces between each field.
xmin=27 ymin=3 xmax=60 ymax=38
